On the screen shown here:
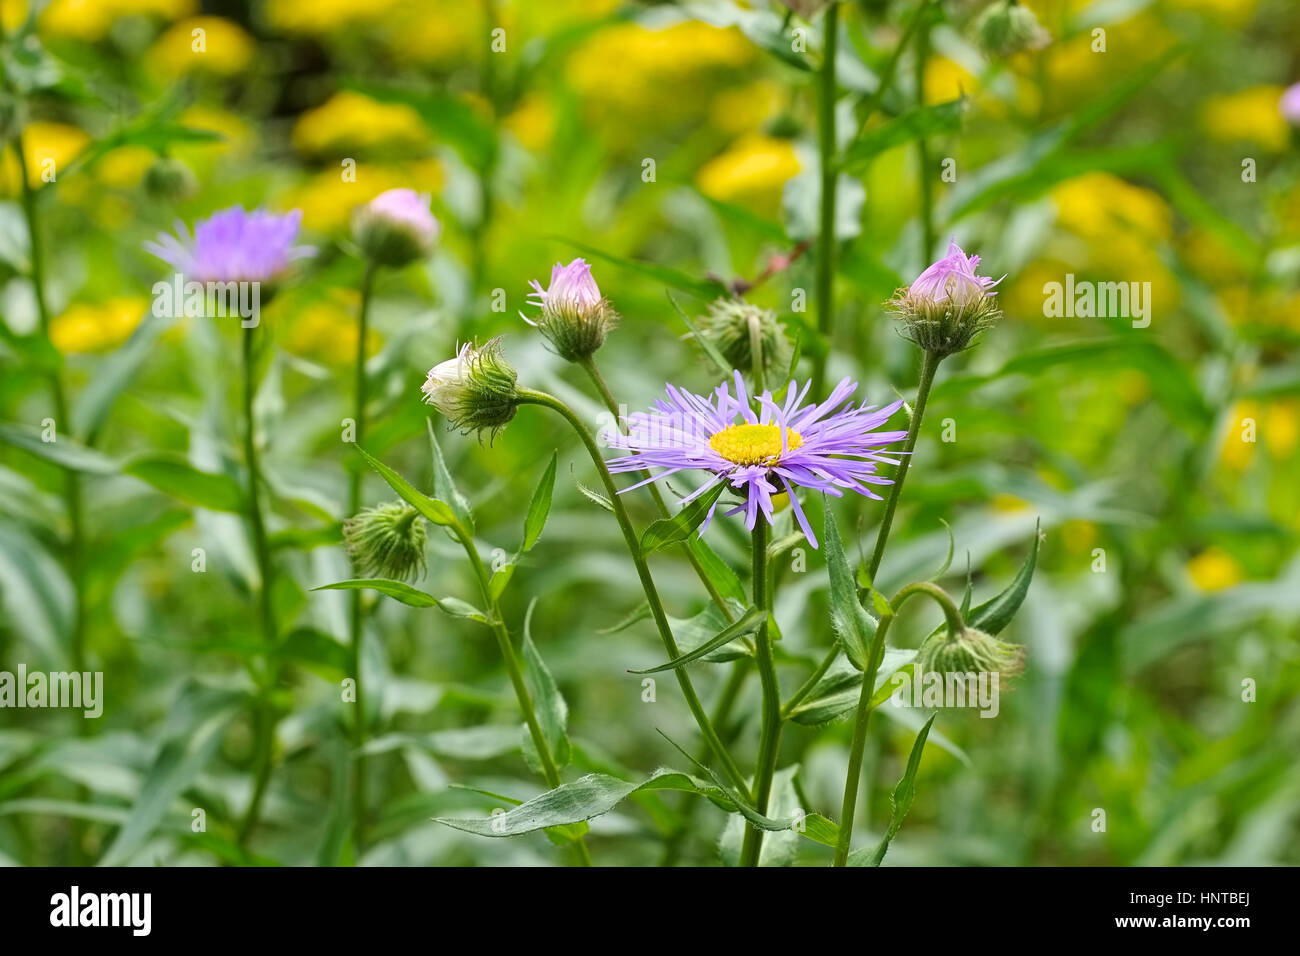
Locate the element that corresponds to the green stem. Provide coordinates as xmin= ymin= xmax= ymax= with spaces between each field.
xmin=347 ymin=262 xmax=375 ymax=856
xmin=913 ymin=12 xmax=936 ymax=264
xmin=577 ymin=356 xmax=735 ymax=621
xmin=811 ymin=1 xmax=840 ymax=399
xmin=783 ymin=349 xmax=941 ymax=718
xmin=833 ymin=581 xmax=960 ymax=866
xmin=738 ymin=519 xmax=779 ymax=867
xmin=236 ymin=322 xmax=280 ymax=848
xmin=460 ymin=535 xmax=593 ymax=866
xmin=17 ymin=130 xmax=86 ymax=676
xmin=517 ymin=388 xmax=749 ymax=793
xmin=866 ymin=349 xmax=940 ymax=583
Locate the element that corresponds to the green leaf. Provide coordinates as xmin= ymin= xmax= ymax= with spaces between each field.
xmin=355 ymin=445 xmax=459 ymax=529
xmin=123 ymin=455 xmax=245 ymax=513
xmin=669 ymin=291 xmax=731 ymax=374
xmin=967 ymin=520 xmax=1039 ymax=634
xmin=100 ymin=683 xmax=246 ymax=866
xmin=598 ymin=601 xmax=650 ymax=634
xmin=824 ymin=507 xmax=877 ymax=671
xmin=571 ymin=464 xmax=613 ymax=512
xmin=426 ymin=421 xmax=474 ymax=534
xmin=852 ymin=713 xmax=936 ymax=867
xmin=488 ymin=562 xmax=515 ymax=601
xmin=786 ymin=648 xmax=918 ymax=726
xmin=640 ymin=482 xmax=726 ymax=555
xmin=73 ymin=310 xmax=175 ymax=443
xmin=841 ymin=97 xmax=966 ymax=173
xmin=0 ymin=423 xmax=118 ymax=474
xmin=313 ymin=579 xmax=486 ymax=621
xmin=629 ymin=605 xmax=763 ymax=674
xmin=688 ymin=536 xmax=747 ymax=604
xmin=521 ymin=599 xmax=571 ymax=770
xmin=434 ymin=768 xmax=736 ymax=837
xmin=522 ymin=451 xmax=557 ymax=553
xmin=719 ymin=765 xmax=803 ymax=867
xmin=277 ymin=627 xmax=351 ymax=680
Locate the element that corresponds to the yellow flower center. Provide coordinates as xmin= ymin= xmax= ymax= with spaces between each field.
xmin=708 ymin=423 xmax=803 ymax=466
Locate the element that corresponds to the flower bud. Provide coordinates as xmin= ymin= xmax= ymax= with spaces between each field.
xmin=343 ymin=501 xmax=428 ymax=582
xmin=421 ymin=338 xmax=519 ymax=437
xmin=353 ymin=188 xmax=439 ymax=268
xmin=918 ymin=625 xmax=1026 ymax=681
xmin=523 ymin=258 xmax=617 ymax=361
xmin=143 ymin=156 xmax=199 ymax=202
xmin=974 ymin=1 xmax=1051 ymax=58
xmin=695 ymin=297 xmax=793 ymax=383
xmin=888 ymin=238 xmax=1003 ymax=358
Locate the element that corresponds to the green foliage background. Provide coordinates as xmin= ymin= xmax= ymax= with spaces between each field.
xmin=1 ymin=0 xmax=1298 ymax=866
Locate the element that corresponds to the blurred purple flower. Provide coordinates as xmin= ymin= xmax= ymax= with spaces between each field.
xmin=606 ymin=372 xmax=905 ymax=548
xmin=1281 ymin=83 xmax=1300 ymax=128
xmin=353 ymin=188 xmax=438 ymax=266
xmin=145 ymin=206 xmax=312 ymax=283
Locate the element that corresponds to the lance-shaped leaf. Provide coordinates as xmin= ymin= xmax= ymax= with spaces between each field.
xmin=521 ymin=600 xmax=570 ymax=770
xmin=850 ymin=713 xmax=936 ymax=867
xmin=571 ymin=464 xmax=613 ymax=512
xmin=786 ymin=647 xmax=918 ymax=725
xmin=434 ymin=769 xmax=737 ymax=837
xmin=640 ymin=481 xmax=727 ymax=555
xmin=967 ymin=519 xmax=1040 ymax=634
xmin=0 ymin=422 xmax=118 ymax=474
xmin=521 ymin=451 xmax=557 ymax=553
xmin=427 ymin=420 xmax=474 ymax=533
xmin=629 ymin=605 xmax=763 ymax=674
xmin=123 ymin=455 xmax=245 ymax=513
xmin=840 ymin=98 xmax=966 ymax=173
xmin=313 ymin=579 xmax=485 ymax=621
xmin=825 ymin=507 xmax=877 ymax=671
xmin=355 ymin=445 xmax=459 ymax=530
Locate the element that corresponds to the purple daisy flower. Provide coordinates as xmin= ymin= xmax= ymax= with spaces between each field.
xmin=145 ymin=206 xmax=312 ymax=283
xmin=606 ymin=372 xmax=906 ymax=548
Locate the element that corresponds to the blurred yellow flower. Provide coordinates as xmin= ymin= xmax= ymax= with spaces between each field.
xmin=1217 ymin=398 xmax=1297 ymax=469
xmin=39 ymin=0 xmax=195 ymax=42
xmin=924 ymin=58 xmax=977 ymax=105
xmin=1052 ymin=173 xmax=1171 ymax=241
xmin=1201 ymin=86 xmax=1288 ymax=152
xmin=504 ymin=96 xmax=556 ymax=152
xmin=95 ymin=146 xmax=154 ymax=188
xmin=1185 ymin=547 xmax=1243 ymax=592
xmin=0 ymin=121 xmax=90 ymax=196
xmin=1061 ymin=519 xmax=1097 ymax=554
xmin=697 ymin=135 xmax=800 ymax=203
xmin=2 ymin=0 xmax=26 ymax=32
xmin=292 ymin=92 xmax=429 ymax=157
xmin=175 ymin=104 xmax=253 ymax=156
xmin=266 ymin=0 xmax=402 ymax=32
xmin=279 ymin=289 xmax=379 ymax=366
xmin=50 ymin=297 xmax=147 ymax=353
xmin=710 ymin=81 xmax=783 ymax=137
xmin=283 ymin=160 xmax=442 ymax=233
xmin=991 ymin=494 xmax=1030 ymax=513
xmin=1167 ymin=0 xmax=1259 ymax=23
xmin=568 ymin=22 xmax=753 ymax=119
xmin=150 ymin=16 xmax=255 ymax=76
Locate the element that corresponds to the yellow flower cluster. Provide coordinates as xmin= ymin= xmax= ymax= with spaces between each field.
xmin=49 ymin=297 xmax=147 ymax=353
xmin=697 ymin=135 xmax=800 ymax=204
xmin=1185 ymin=547 xmax=1244 ymax=592
xmin=0 ymin=121 xmax=89 ymax=196
xmin=36 ymin=0 xmax=194 ymax=42
xmin=1220 ymin=399 xmax=1300 ymax=470
xmin=291 ymin=92 xmax=429 ymax=158
xmin=148 ymin=16 xmax=255 ymax=76
xmin=1201 ymin=86 xmax=1289 ymax=153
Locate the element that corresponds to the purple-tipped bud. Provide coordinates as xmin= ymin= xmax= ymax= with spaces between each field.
xmin=353 ymin=188 xmax=439 ymax=268
xmin=523 ymin=257 xmax=618 ymax=361
xmin=1281 ymin=83 xmax=1300 ymax=129
xmin=888 ymin=239 xmax=1003 ymax=358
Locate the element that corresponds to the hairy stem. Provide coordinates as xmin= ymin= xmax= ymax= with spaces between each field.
xmin=236 ymin=323 xmax=280 ymax=848
xmin=347 ymin=263 xmax=375 ymax=856
xmin=833 ymin=581 xmax=960 ymax=865
xmin=461 ymin=535 xmax=593 ymax=867
xmin=738 ymin=519 xmax=779 ymax=867
xmin=517 ymin=388 xmax=749 ymax=793
xmin=811 ymin=0 xmax=840 ymax=399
